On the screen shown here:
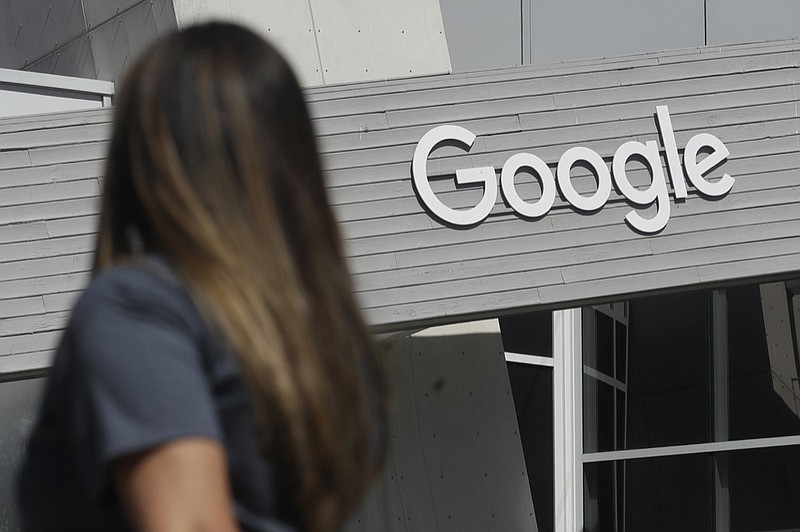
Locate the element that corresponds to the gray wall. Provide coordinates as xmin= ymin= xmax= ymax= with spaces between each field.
xmin=1 ymin=0 xmax=451 ymax=88
xmin=529 ymin=0 xmax=704 ymax=65
xmin=706 ymin=0 xmax=800 ymax=46
xmin=0 ymin=0 xmax=177 ymax=82
xmin=440 ymin=0 xmax=800 ymax=71
xmin=439 ymin=0 xmax=522 ymax=72
xmin=346 ymin=322 xmax=536 ymax=532
xmin=171 ymin=0 xmax=451 ymax=87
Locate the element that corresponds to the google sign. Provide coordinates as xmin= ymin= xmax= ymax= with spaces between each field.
xmin=411 ymin=106 xmax=734 ymax=234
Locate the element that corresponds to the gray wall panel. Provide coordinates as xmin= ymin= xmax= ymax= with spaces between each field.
xmin=0 ymin=198 xmax=98 ymax=225
xmin=0 ymin=331 xmax=62 ymax=357
xmin=4 ymin=0 xmax=178 ymax=83
xmin=0 ymin=220 xmax=48 ymax=244
xmin=530 ymin=0 xmax=704 ymax=64
xmin=25 ymin=35 xmax=97 ymax=81
xmin=439 ymin=0 xmax=522 ymax=72
xmin=707 ymin=0 xmax=800 ymax=46
xmin=0 ymin=1 xmax=86 ymax=69
xmin=82 ymin=0 xmax=148 ymax=27
xmin=0 ymin=297 xmax=44 ymax=320
xmin=89 ymin=2 xmax=163 ymax=82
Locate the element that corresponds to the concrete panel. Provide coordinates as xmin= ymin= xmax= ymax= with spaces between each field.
xmin=0 ymin=378 xmax=45 ymax=532
xmin=309 ymin=0 xmax=451 ymax=84
xmin=439 ymin=0 xmax=522 ymax=72
xmin=88 ymin=1 xmax=162 ymax=82
xmin=0 ymin=1 xmax=86 ymax=69
xmin=530 ymin=0 xmax=705 ymax=64
xmin=347 ymin=321 xmax=536 ymax=531
xmin=172 ymin=0 xmax=324 ymax=87
xmin=707 ymin=0 xmax=800 ymax=46
xmin=82 ymin=0 xmax=148 ymax=28
xmin=15 ymin=0 xmax=177 ymax=84
xmin=150 ymin=0 xmax=179 ymax=34
xmin=25 ymin=34 xmax=96 ymax=80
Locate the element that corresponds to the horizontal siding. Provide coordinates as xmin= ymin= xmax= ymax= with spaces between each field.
xmin=314 ymin=39 xmax=800 ymax=328
xmin=0 ymin=104 xmax=107 ymax=373
xmin=2 ymin=39 xmax=800 ymax=375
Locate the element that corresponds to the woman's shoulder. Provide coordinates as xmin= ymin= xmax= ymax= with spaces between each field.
xmin=72 ymin=255 xmax=202 ymax=336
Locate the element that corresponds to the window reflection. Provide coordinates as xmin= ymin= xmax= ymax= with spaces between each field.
xmin=585 ymin=280 xmax=800 ymax=452
xmin=585 ymin=455 xmax=712 ymax=532
xmin=729 ymin=282 xmax=800 ymax=440
xmin=501 ymin=310 xmax=554 ymax=532
xmin=583 ymin=276 xmax=800 ymax=532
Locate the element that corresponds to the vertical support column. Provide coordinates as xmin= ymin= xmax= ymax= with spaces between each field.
xmin=521 ymin=0 xmax=532 ymax=65
xmin=712 ymin=289 xmax=730 ymax=532
xmin=553 ymin=308 xmax=583 ymax=532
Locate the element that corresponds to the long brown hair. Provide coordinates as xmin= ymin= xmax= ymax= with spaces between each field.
xmin=94 ymin=22 xmax=388 ymax=531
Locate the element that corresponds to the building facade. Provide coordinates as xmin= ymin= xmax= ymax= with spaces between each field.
xmin=2 ymin=1 xmax=800 ymax=531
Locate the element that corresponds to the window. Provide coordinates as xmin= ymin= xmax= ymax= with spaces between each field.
xmin=582 ymin=278 xmax=800 ymax=531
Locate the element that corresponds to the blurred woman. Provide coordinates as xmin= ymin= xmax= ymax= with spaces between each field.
xmin=17 ymin=22 xmax=388 ymax=532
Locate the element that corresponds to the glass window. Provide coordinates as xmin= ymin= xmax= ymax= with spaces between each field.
xmin=583 ymin=305 xmax=629 ymax=453
xmin=586 ymin=279 xmax=800 ymax=451
xmin=625 ymin=290 xmax=711 ymax=449
xmin=582 ymin=275 xmax=800 ymax=532
xmin=585 ymin=454 xmax=712 ymax=532
xmin=507 ymin=363 xmax=553 ymax=532
xmin=500 ymin=311 xmax=552 ymax=357
xmin=728 ymin=445 xmax=800 ymax=531
xmin=728 ymin=283 xmax=800 ymax=441
xmin=502 ymin=309 xmax=554 ymax=532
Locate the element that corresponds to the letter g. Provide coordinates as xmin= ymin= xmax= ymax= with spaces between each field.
xmin=412 ymin=125 xmax=497 ymax=226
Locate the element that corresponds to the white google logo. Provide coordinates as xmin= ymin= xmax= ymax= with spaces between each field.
xmin=412 ymin=106 xmax=734 ymax=234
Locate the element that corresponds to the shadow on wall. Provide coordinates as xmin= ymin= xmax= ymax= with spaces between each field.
xmin=0 ymin=377 xmax=45 ymax=532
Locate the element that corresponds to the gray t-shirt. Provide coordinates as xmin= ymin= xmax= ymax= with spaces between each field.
xmin=16 ymin=257 xmax=298 ymax=531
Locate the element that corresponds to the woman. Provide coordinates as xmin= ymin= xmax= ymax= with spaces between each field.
xmin=17 ymin=22 xmax=388 ymax=532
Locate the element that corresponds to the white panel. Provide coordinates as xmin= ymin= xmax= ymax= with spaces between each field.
xmin=173 ymin=0 xmax=450 ymax=86
xmin=309 ymin=0 xmax=451 ymax=84
xmin=0 ymin=87 xmax=104 ymax=119
xmin=172 ymin=0 xmax=324 ymax=86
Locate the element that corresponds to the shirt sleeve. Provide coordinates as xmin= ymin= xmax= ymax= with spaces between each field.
xmin=64 ymin=268 xmax=222 ymax=500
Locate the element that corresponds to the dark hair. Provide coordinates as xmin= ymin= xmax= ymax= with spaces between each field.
xmin=95 ymin=22 xmax=388 ymax=532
